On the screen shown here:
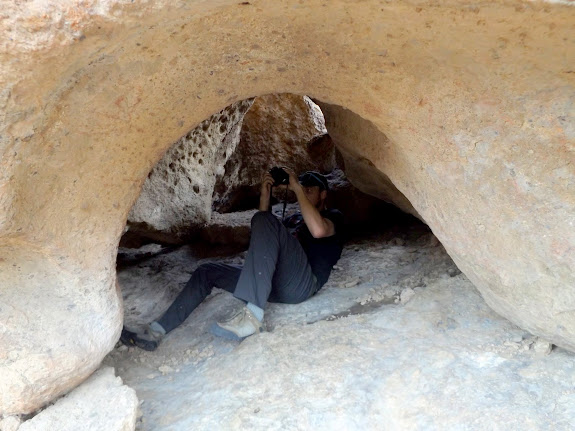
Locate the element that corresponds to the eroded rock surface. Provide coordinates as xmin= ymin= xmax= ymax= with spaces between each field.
xmin=108 ymin=224 xmax=575 ymax=430
xmin=1 ymin=0 xmax=574 ymax=415
xmin=0 ymin=244 xmax=122 ymax=415
xmin=127 ymin=99 xmax=254 ymax=242
xmin=213 ymin=94 xmax=334 ymax=212
xmin=19 ymin=367 xmax=138 ymax=431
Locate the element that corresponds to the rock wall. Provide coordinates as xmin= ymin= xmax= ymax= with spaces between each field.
xmin=213 ymin=94 xmax=334 ymax=212
xmin=126 ymin=93 xmax=330 ymax=241
xmin=1 ymin=0 xmax=574 ymax=415
xmin=127 ymin=99 xmax=253 ymax=242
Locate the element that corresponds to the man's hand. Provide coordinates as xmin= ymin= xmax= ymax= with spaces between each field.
xmin=283 ymin=168 xmax=302 ymax=193
xmin=284 ymin=167 xmax=335 ymax=238
xmin=259 ymin=171 xmax=275 ymax=211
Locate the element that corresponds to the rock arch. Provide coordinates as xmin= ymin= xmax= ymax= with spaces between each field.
xmin=1 ymin=0 xmax=574 ymax=414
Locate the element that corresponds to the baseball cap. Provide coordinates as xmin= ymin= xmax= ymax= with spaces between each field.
xmin=298 ymin=171 xmax=329 ymax=191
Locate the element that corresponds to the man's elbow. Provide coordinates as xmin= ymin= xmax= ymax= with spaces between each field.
xmin=310 ymin=227 xmax=328 ymax=239
xmin=310 ymin=223 xmax=333 ymax=239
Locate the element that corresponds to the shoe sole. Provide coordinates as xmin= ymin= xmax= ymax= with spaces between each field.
xmin=209 ymin=323 xmax=246 ymax=341
xmin=120 ymin=328 xmax=159 ymax=351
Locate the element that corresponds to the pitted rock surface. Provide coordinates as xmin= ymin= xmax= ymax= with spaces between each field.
xmin=1 ymin=0 xmax=574 ymax=415
xmin=213 ymin=94 xmax=335 ymax=212
xmin=127 ymin=99 xmax=254 ymax=242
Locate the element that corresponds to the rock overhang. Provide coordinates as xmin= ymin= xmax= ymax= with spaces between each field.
xmin=1 ymin=0 xmax=574 ymax=415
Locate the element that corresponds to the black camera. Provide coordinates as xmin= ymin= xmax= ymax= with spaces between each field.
xmin=269 ymin=167 xmax=289 ymax=187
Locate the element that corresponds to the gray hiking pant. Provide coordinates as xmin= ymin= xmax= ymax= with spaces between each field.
xmin=157 ymin=211 xmax=318 ymax=333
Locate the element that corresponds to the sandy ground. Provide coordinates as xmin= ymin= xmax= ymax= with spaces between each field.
xmin=105 ymin=213 xmax=575 ymax=431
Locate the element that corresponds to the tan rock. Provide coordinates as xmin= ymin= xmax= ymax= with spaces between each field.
xmin=127 ymin=99 xmax=254 ymax=242
xmin=18 ymin=367 xmax=138 ymax=431
xmin=0 ymin=0 xmax=574 ymax=414
xmin=319 ymin=104 xmax=419 ymax=219
xmin=0 ymin=245 xmax=122 ymax=415
xmin=213 ymin=94 xmax=334 ymax=212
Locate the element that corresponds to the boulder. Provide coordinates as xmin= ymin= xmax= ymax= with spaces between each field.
xmin=213 ymin=94 xmax=335 ymax=212
xmin=19 ymin=367 xmax=138 ymax=431
xmin=0 ymin=244 xmax=122 ymax=415
xmin=127 ymin=99 xmax=254 ymax=242
xmin=0 ymin=416 xmax=21 ymax=431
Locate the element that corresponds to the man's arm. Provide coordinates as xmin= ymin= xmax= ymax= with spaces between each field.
xmin=286 ymin=170 xmax=335 ymax=239
xmin=258 ymin=172 xmax=275 ymax=211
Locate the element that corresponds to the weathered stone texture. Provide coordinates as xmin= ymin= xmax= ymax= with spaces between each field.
xmin=1 ymin=0 xmax=574 ymax=415
xmin=213 ymin=94 xmax=334 ymax=212
xmin=127 ymin=99 xmax=254 ymax=242
xmin=18 ymin=367 xmax=138 ymax=431
xmin=0 ymin=245 xmax=123 ymax=415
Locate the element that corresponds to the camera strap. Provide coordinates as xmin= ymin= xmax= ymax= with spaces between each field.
xmin=270 ymin=186 xmax=289 ymax=222
xmin=281 ymin=186 xmax=288 ymax=221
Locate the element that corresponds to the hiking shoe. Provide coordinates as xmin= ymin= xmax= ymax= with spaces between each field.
xmin=120 ymin=327 xmax=159 ymax=352
xmin=213 ymin=306 xmax=263 ymax=341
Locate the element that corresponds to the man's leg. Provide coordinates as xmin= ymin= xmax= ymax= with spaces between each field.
xmin=233 ymin=211 xmax=317 ymax=307
xmin=121 ymin=262 xmax=240 ymax=350
xmin=156 ymin=262 xmax=241 ymax=333
xmin=215 ymin=211 xmax=317 ymax=340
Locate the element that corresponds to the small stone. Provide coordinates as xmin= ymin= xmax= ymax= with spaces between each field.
xmin=118 ymin=345 xmax=128 ymax=352
xmin=533 ymin=337 xmax=553 ymax=356
xmin=342 ymin=277 xmax=360 ymax=288
xmin=158 ymin=365 xmax=174 ymax=375
xmin=511 ymin=334 xmax=523 ymax=343
xmin=146 ymin=374 xmax=156 ymax=379
xmin=400 ymin=288 xmax=416 ymax=304
xmin=447 ymin=268 xmax=461 ymax=277
xmin=428 ymin=235 xmax=441 ymax=247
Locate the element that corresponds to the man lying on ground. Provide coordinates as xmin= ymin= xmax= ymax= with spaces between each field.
xmin=121 ymin=168 xmax=344 ymax=351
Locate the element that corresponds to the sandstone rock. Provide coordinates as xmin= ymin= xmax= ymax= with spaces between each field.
xmin=200 ymin=210 xmax=255 ymax=248
xmin=213 ymin=94 xmax=335 ymax=212
xmin=18 ymin=367 xmax=137 ymax=431
xmin=325 ymin=168 xmax=404 ymax=230
xmin=127 ymin=99 xmax=254 ymax=242
xmin=319 ymin=104 xmax=419 ymax=219
xmin=1 ymin=0 xmax=574 ymax=415
xmin=0 ymin=245 xmax=122 ymax=415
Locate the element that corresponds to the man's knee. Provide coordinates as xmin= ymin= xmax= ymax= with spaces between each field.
xmin=251 ymin=211 xmax=280 ymax=229
xmin=190 ymin=263 xmax=215 ymax=285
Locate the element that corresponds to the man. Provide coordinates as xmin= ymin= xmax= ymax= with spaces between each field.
xmin=121 ymin=168 xmax=344 ymax=351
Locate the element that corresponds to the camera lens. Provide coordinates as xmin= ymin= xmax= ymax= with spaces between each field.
xmin=269 ymin=167 xmax=289 ymax=186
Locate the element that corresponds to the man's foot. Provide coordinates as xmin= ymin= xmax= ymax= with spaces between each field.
xmin=120 ymin=328 xmax=159 ymax=351
xmin=212 ymin=306 xmax=264 ymax=341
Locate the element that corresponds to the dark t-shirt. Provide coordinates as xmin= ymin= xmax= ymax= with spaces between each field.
xmin=283 ymin=209 xmax=344 ymax=288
